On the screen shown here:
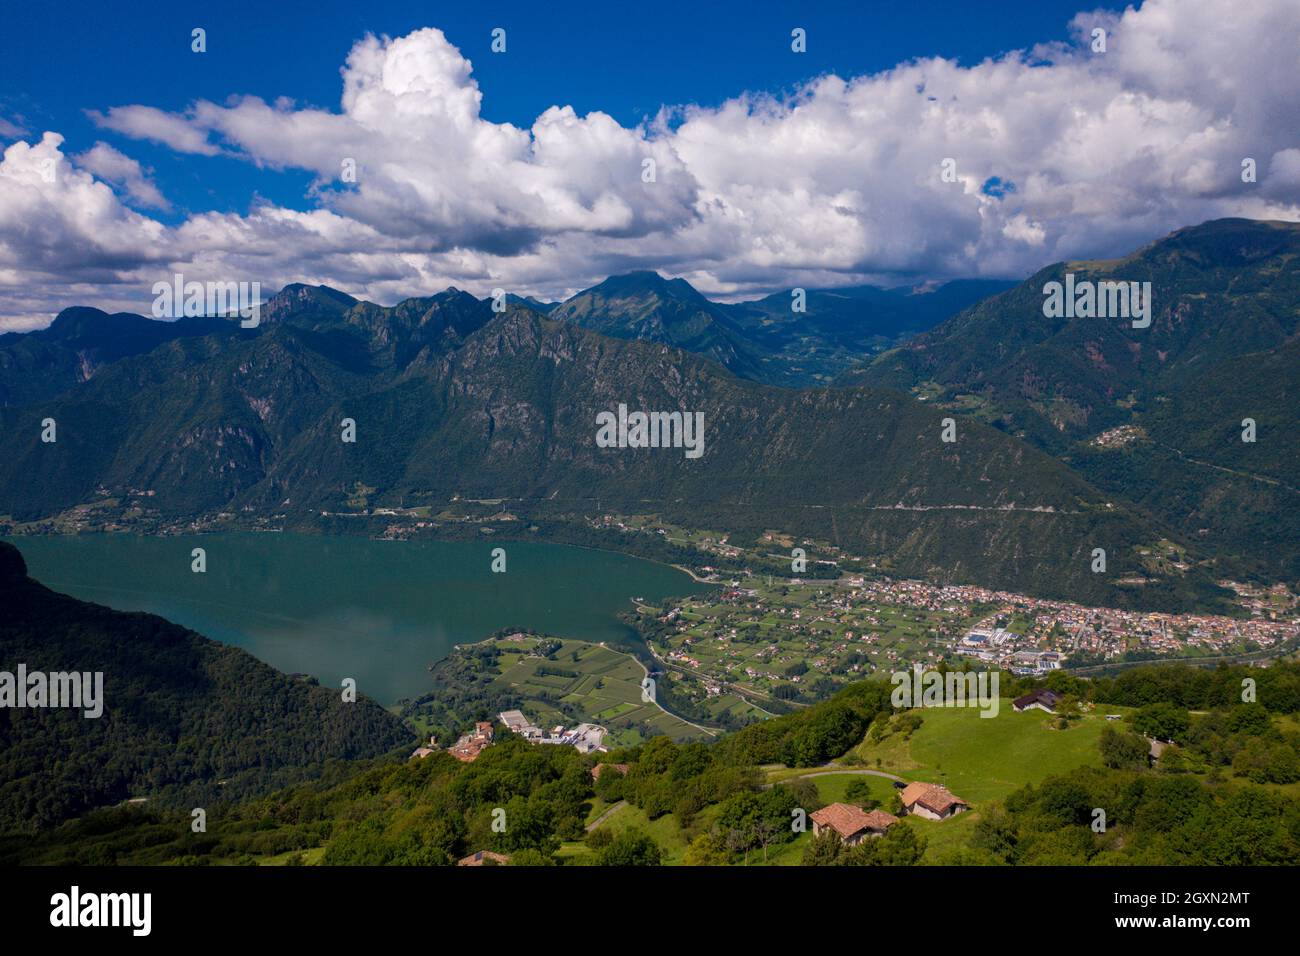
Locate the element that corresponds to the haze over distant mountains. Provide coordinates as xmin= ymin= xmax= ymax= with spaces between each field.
xmin=549 ymin=272 xmax=1013 ymax=385
xmin=0 ymin=218 xmax=1295 ymax=610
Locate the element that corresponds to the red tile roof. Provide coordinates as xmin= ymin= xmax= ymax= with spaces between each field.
xmin=810 ymin=802 xmax=897 ymax=839
xmin=900 ymin=782 xmax=967 ymax=814
xmin=860 ymin=809 xmax=900 ymax=830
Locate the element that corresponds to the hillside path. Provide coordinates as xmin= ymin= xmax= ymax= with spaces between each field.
xmin=767 ymin=766 xmax=907 ymax=787
xmin=586 ymin=800 xmax=627 ymax=832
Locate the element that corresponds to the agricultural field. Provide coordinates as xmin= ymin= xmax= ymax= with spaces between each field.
xmin=631 ymin=577 xmax=989 ymax=709
xmin=473 ymin=636 xmax=707 ymax=745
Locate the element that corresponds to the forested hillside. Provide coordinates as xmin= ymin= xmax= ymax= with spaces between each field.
xmin=0 ymin=303 xmax=1230 ymax=611
xmin=0 ymin=541 xmax=413 ymax=830
xmin=7 ymin=657 xmax=1300 ymax=866
xmin=847 ymin=219 xmax=1300 ymax=582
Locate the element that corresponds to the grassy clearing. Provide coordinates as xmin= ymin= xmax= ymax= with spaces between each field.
xmin=904 ymin=810 xmax=984 ymax=864
xmin=852 ymin=704 xmax=1114 ymax=803
xmin=250 ymin=846 xmax=326 ymax=866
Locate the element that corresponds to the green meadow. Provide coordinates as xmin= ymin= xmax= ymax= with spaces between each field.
xmin=851 ymin=703 xmax=1119 ymax=803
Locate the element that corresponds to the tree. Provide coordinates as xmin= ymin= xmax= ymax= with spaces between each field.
xmin=594 ymin=767 xmax=626 ymax=802
xmin=1226 ymin=703 xmax=1271 ymax=736
xmin=508 ymin=848 xmax=555 ymax=866
xmin=1132 ymin=703 xmax=1190 ymax=743
xmin=1100 ymin=725 xmax=1150 ymax=770
xmin=843 ymin=778 xmax=879 ymax=809
xmin=801 ymin=830 xmax=843 ymax=866
xmin=596 ymin=828 xmax=662 ymax=866
xmin=725 ymin=825 xmax=753 ymax=863
xmin=970 ymin=805 xmax=1017 ymax=863
xmin=753 ymin=817 xmax=780 ymax=863
xmin=682 ymin=832 xmax=728 ymax=866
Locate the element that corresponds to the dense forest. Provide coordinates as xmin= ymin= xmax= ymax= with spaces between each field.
xmin=966 ymin=765 xmax=1300 ymax=865
xmin=11 ymin=661 xmax=1300 ymax=866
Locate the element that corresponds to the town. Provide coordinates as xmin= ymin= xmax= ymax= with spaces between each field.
xmin=626 ymin=563 xmax=1299 ymax=715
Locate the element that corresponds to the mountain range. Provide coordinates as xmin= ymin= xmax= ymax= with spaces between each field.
xmin=549 ymin=271 xmax=1012 ymax=385
xmin=845 ymin=218 xmax=1300 ymax=582
xmin=0 ymin=218 xmax=1295 ymax=610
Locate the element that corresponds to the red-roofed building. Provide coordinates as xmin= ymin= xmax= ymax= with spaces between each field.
xmin=899 ymin=782 xmax=969 ymax=820
xmin=809 ymin=802 xmax=899 ymax=845
xmin=449 ymin=722 xmax=495 ymax=762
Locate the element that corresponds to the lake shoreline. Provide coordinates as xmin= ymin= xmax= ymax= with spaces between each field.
xmin=4 ymin=531 xmax=713 ymax=706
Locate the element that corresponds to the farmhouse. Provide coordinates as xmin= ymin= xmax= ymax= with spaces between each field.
xmin=1013 ymin=688 xmax=1061 ymax=714
xmin=899 ymin=782 xmax=969 ymax=820
xmin=810 ymin=803 xmax=899 ymax=845
xmin=409 ymin=735 xmax=439 ymax=760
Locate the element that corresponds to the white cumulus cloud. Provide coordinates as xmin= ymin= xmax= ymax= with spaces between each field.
xmin=0 ymin=0 xmax=1298 ymax=329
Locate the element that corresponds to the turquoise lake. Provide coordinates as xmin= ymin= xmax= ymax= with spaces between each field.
xmin=7 ymin=533 xmax=709 ymax=705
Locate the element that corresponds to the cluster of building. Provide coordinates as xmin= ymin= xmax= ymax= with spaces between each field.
xmin=498 ymin=710 xmax=608 ymax=754
xmin=409 ymin=720 xmax=496 ymax=762
xmin=448 ymin=722 xmax=496 ymax=761
xmin=809 ymin=782 xmax=969 ymax=845
xmin=848 ymin=575 xmax=1297 ymax=662
xmin=648 ymin=562 xmax=1298 ymax=720
xmin=958 ymin=628 xmax=1065 ymax=673
xmin=411 ymin=711 xmax=610 ymax=763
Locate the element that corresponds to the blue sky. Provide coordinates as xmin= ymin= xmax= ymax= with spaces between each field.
xmin=3 ymin=0 xmax=1127 ymax=224
xmin=1 ymin=0 xmax=1296 ymax=327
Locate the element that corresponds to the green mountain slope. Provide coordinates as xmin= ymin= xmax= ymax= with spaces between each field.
xmin=0 ymin=541 xmax=413 ymax=830
xmin=8 ymin=657 xmax=1300 ymax=866
xmin=846 ymin=218 xmax=1300 ymax=580
xmin=0 ymin=305 xmax=1231 ymax=610
xmin=1067 ymin=337 xmax=1300 ymax=578
xmin=0 ymin=308 xmax=236 ymax=407
xmin=549 ymin=272 xmax=1009 ymax=386
xmin=548 ymin=271 xmax=768 ymax=381
xmin=722 ymin=279 xmax=1015 ymax=384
